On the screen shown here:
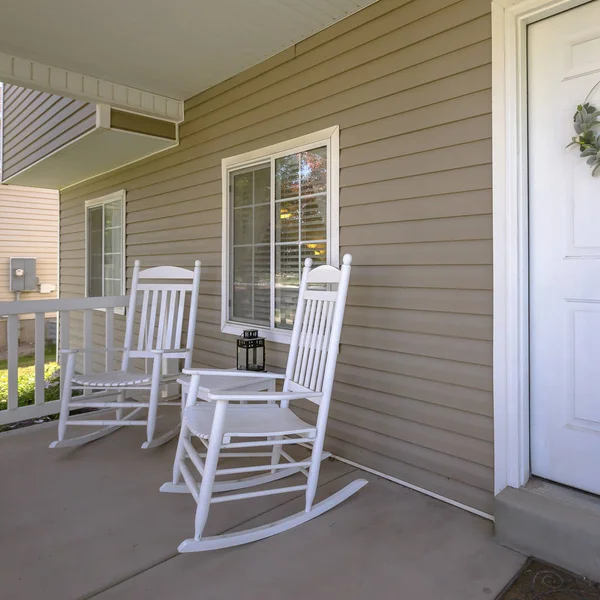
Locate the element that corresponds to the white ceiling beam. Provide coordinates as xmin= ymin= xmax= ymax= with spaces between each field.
xmin=0 ymin=52 xmax=184 ymax=123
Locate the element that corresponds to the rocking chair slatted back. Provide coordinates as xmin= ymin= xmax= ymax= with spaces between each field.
xmin=122 ymin=261 xmax=201 ymax=370
xmin=285 ymin=255 xmax=352 ymax=398
xmin=136 ymin=287 xmax=192 ymax=351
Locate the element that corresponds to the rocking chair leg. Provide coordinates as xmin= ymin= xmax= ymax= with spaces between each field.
xmin=160 ymin=374 xmax=203 ymax=493
xmin=142 ymin=422 xmax=181 ymax=449
xmin=193 ymin=442 xmax=220 ymax=540
xmin=143 ymin=354 xmax=163 ymax=449
xmin=172 ymin=421 xmax=191 ymax=485
xmin=115 ymin=390 xmax=126 ymax=421
xmin=194 ymin=401 xmax=226 ymax=540
xmin=270 ymin=435 xmax=283 ymax=474
xmin=305 ymin=436 xmax=326 ymax=512
xmin=57 ymin=353 xmax=77 ymax=442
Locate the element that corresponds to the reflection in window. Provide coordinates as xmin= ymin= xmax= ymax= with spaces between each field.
xmin=231 ymin=165 xmax=271 ymax=326
xmin=229 ymin=145 xmax=329 ymax=331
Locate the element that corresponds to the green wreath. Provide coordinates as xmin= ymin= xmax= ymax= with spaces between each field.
xmin=567 ymin=103 xmax=600 ymax=176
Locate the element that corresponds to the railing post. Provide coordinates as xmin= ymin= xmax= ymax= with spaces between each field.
xmin=34 ymin=313 xmax=46 ymax=406
xmin=105 ymin=308 xmax=114 ymax=371
xmin=7 ymin=315 xmax=19 ymax=411
xmin=59 ymin=311 xmax=70 ymax=405
xmin=83 ymin=309 xmax=93 ymax=374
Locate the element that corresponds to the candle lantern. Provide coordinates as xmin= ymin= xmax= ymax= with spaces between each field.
xmin=237 ymin=329 xmax=266 ymax=372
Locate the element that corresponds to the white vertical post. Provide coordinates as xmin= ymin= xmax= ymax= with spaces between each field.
xmin=305 ymin=255 xmax=352 ymax=512
xmin=34 ymin=312 xmax=46 ymax=406
xmin=194 ymin=397 xmax=227 ymax=540
xmin=59 ymin=311 xmax=70 ymax=402
xmin=122 ymin=261 xmax=141 ymax=372
xmin=105 ymin=307 xmax=114 ymax=371
xmin=184 ymin=261 xmax=202 ymax=368
xmin=164 ymin=357 xmax=179 ymax=398
xmin=83 ymin=309 xmax=93 ymax=374
xmin=7 ymin=315 xmax=19 ymax=411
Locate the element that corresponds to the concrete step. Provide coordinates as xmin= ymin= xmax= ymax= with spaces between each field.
xmin=495 ymin=477 xmax=600 ymax=581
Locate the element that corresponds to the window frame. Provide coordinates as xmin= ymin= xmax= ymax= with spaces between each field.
xmin=221 ymin=126 xmax=340 ymax=344
xmin=84 ymin=190 xmax=126 ymax=311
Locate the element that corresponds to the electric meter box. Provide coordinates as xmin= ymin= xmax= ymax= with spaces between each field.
xmin=10 ymin=257 xmax=37 ymax=292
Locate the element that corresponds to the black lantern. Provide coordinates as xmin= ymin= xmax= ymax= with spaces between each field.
xmin=237 ymin=329 xmax=266 ymax=372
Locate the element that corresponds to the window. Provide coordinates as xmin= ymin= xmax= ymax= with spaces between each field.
xmin=222 ymin=127 xmax=339 ymax=343
xmin=85 ymin=190 xmax=125 ymax=298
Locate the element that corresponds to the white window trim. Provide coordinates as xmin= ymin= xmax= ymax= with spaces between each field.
xmin=221 ymin=126 xmax=340 ymax=344
xmin=491 ymin=0 xmax=593 ymax=496
xmin=84 ymin=190 xmax=126 ymax=314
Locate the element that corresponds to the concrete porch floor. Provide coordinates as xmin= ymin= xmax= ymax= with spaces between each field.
xmin=0 ymin=420 xmax=525 ymax=600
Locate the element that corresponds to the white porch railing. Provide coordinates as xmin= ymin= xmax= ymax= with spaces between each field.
xmin=0 ymin=295 xmax=128 ymax=425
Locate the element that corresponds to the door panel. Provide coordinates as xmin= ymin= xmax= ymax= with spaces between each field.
xmin=572 ymin=156 xmax=600 ymax=253
xmin=571 ymin=305 xmax=600 ymax=425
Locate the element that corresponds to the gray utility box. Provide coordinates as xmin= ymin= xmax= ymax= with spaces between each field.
xmin=10 ymin=257 xmax=37 ymax=292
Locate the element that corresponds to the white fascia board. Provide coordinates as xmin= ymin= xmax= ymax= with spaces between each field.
xmin=0 ymin=52 xmax=184 ymax=123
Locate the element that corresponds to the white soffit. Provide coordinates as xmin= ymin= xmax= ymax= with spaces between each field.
xmin=0 ymin=0 xmax=379 ymax=101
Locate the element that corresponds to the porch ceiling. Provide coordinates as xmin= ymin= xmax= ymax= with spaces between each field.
xmin=0 ymin=0 xmax=378 ymax=101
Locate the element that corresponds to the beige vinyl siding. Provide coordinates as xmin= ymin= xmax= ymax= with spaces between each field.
xmin=2 ymin=85 xmax=96 ymax=182
xmin=0 ymin=185 xmax=59 ymax=302
xmin=60 ymin=0 xmax=494 ymax=513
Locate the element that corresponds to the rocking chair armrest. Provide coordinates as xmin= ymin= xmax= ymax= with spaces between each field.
xmin=182 ymin=368 xmax=285 ymax=380
xmin=149 ymin=349 xmax=192 ymax=357
xmin=59 ymin=347 xmax=126 ymax=355
xmin=206 ymin=390 xmax=323 ymax=402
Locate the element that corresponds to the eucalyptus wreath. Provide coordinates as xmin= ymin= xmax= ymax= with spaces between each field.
xmin=567 ymin=102 xmax=600 ymax=176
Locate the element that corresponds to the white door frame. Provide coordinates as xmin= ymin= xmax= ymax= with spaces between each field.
xmin=492 ymin=0 xmax=593 ymax=495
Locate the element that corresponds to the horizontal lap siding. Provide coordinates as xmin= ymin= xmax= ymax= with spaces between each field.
xmin=60 ymin=0 xmax=494 ymax=513
xmin=0 ymin=185 xmax=59 ymax=303
xmin=2 ymin=85 xmax=96 ymax=181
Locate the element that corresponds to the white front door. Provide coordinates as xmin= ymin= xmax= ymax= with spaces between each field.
xmin=529 ymin=0 xmax=600 ymax=495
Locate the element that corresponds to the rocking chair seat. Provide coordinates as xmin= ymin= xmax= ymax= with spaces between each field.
xmin=71 ymin=372 xmax=178 ymax=387
xmin=184 ymin=403 xmax=316 ymax=440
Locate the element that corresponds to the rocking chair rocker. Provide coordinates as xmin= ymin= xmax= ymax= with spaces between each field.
xmin=50 ymin=260 xmax=201 ymax=450
xmin=160 ymin=254 xmax=367 ymax=552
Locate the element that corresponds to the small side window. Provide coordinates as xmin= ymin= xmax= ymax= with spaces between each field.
xmin=85 ymin=190 xmax=126 ymax=298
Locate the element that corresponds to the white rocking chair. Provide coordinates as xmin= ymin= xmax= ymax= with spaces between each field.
xmin=50 ymin=260 xmax=201 ymax=450
xmin=160 ymin=254 xmax=367 ymax=552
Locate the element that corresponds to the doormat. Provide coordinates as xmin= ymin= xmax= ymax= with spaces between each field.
xmin=497 ymin=558 xmax=600 ymax=599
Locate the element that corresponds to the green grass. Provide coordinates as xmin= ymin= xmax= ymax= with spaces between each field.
xmin=0 ymin=345 xmax=60 ymax=411
xmin=0 ymin=345 xmax=57 ymax=370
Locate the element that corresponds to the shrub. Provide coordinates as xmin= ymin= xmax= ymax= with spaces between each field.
xmin=0 ymin=362 xmax=61 ymax=410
